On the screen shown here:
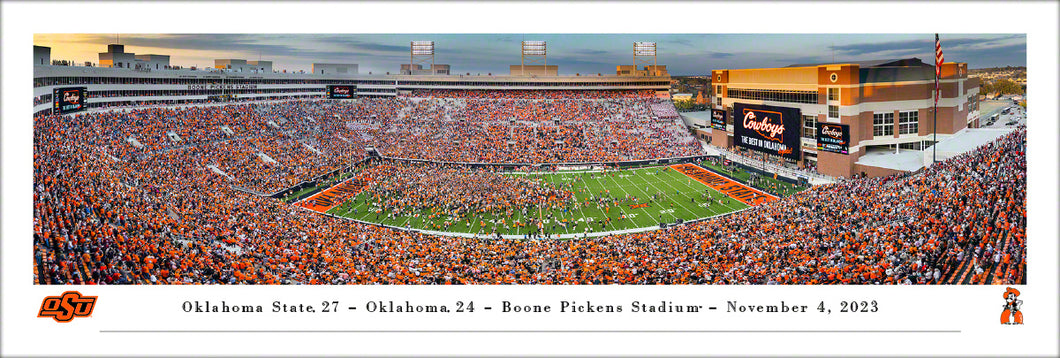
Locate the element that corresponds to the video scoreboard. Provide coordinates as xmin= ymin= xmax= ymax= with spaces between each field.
xmin=53 ymin=87 xmax=87 ymax=114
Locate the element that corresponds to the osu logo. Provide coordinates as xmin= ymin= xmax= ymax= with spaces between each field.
xmin=742 ymin=110 xmax=786 ymax=142
xmin=38 ymin=291 xmax=97 ymax=323
xmin=63 ymin=90 xmax=81 ymax=104
xmin=821 ymin=125 xmax=844 ymax=140
xmin=1000 ymin=287 xmax=1023 ymax=325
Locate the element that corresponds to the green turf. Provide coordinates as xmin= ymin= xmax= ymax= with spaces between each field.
xmin=325 ymin=165 xmax=749 ymax=236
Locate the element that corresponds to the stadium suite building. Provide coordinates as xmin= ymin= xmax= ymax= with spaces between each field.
xmin=33 ymin=46 xmax=671 ymax=117
xmin=706 ymin=58 xmax=980 ymax=178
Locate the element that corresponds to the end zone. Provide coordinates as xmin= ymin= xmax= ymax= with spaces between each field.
xmin=296 ymin=179 xmax=366 ymax=212
xmin=670 ymin=163 xmax=777 ymax=206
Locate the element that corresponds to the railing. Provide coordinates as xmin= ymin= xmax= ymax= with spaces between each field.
xmin=375 ymin=154 xmax=712 ymax=171
xmin=711 ymin=146 xmax=836 ymax=183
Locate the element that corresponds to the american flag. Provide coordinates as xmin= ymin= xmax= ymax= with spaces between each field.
xmin=935 ymin=34 xmax=944 ymax=107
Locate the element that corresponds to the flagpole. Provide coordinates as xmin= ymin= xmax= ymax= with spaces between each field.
xmin=933 ymin=33 xmax=940 ymax=165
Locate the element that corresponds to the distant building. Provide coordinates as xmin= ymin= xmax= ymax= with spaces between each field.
xmin=644 ymin=65 xmax=668 ymax=76
xmin=34 ymin=46 xmax=50 ymax=66
xmin=98 ymin=44 xmax=170 ymax=70
xmin=695 ymin=90 xmax=708 ymax=105
xmin=134 ymin=54 xmax=171 ymax=70
xmin=400 ymin=64 xmax=450 ymax=75
xmin=313 ymin=63 xmax=359 ymax=75
xmin=672 ymin=93 xmax=693 ymax=102
xmin=510 ymin=65 xmax=558 ymax=76
xmin=617 ymin=65 xmax=669 ymax=76
xmin=215 ymin=59 xmax=273 ymax=73
xmin=98 ymin=44 xmax=136 ymax=68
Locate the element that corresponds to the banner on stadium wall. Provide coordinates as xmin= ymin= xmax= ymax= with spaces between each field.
xmin=816 ymin=123 xmax=850 ymax=155
xmin=53 ymin=87 xmax=87 ymax=114
xmin=733 ymin=103 xmax=801 ymax=160
xmin=711 ymin=109 xmax=727 ymax=130
xmin=326 ymin=85 xmax=356 ymax=99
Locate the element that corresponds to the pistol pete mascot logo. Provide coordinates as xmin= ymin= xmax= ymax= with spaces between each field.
xmin=1000 ymin=287 xmax=1023 ymax=325
xmin=38 ymin=291 xmax=97 ymax=323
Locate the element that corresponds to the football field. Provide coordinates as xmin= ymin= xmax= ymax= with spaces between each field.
xmin=323 ymin=165 xmax=751 ymax=237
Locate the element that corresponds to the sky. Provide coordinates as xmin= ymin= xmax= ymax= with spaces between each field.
xmin=33 ymin=33 xmax=1026 ymax=76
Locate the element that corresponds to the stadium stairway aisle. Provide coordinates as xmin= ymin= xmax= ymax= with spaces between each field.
xmin=988 ymin=231 xmax=1014 ymax=284
xmin=946 ymin=258 xmax=974 ymax=284
xmin=79 ymin=255 xmax=92 ymax=284
xmin=34 ymin=253 xmax=43 ymax=285
xmin=63 ymin=261 xmax=74 ymax=285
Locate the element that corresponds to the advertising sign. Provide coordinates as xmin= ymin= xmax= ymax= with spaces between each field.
xmin=711 ymin=109 xmax=727 ymax=130
xmin=816 ymin=123 xmax=850 ymax=154
xmin=327 ymin=85 xmax=355 ymax=99
xmin=53 ymin=87 xmax=87 ymax=114
xmin=733 ymin=103 xmax=801 ymax=160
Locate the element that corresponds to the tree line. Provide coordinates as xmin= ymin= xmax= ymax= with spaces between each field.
xmin=980 ymin=78 xmax=1025 ymax=96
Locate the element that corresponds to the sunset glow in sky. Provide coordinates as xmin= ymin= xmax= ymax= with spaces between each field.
xmin=34 ymin=33 xmax=1026 ymax=75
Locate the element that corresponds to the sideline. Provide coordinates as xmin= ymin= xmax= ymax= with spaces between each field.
xmin=307 ymin=206 xmax=748 ymax=240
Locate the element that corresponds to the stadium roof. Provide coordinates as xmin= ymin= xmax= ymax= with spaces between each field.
xmin=857 ymin=127 xmax=1018 ymax=173
xmin=929 ymin=127 xmax=1016 ymax=156
xmin=855 ymin=149 xmax=925 ymax=172
xmin=785 ymin=58 xmax=931 ymax=68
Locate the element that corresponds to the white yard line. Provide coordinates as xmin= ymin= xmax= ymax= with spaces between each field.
xmin=603 ymin=169 xmax=661 ymax=224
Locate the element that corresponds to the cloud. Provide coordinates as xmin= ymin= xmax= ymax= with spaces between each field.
xmin=829 ymin=34 xmax=1024 ymax=57
xmin=947 ymin=43 xmax=1026 ymax=69
xmin=669 ymin=38 xmax=693 ymax=47
xmin=493 ymin=35 xmax=518 ymax=43
xmin=576 ymin=49 xmax=608 ymax=55
xmin=311 ymin=35 xmax=409 ymax=54
xmin=34 ymin=34 xmax=1028 ymax=76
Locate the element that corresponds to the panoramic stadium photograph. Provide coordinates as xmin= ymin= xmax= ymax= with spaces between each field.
xmin=32 ymin=33 xmax=1027 ymax=285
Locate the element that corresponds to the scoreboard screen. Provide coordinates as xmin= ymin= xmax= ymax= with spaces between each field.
xmin=53 ymin=87 xmax=87 ymax=114
xmin=816 ymin=123 xmax=850 ymax=154
xmin=327 ymin=85 xmax=356 ymax=99
xmin=733 ymin=103 xmax=801 ymax=161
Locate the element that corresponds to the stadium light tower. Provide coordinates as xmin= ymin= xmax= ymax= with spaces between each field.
xmin=410 ymin=41 xmax=435 ymax=75
xmin=521 ymin=41 xmax=546 ymax=76
xmin=634 ymin=42 xmax=657 ymax=76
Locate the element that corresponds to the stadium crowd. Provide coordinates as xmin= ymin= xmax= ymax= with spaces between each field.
xmin=32 ymin=93 xmax=1025 ymax=285
xmin=377 ymin=92 xmax=700 ymax=163
xmin=406 ymin=89 xmax=658 ymax=100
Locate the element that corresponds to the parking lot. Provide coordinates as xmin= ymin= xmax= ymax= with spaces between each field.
xmin=980 ymin=100 xmax=1025 ymax=128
